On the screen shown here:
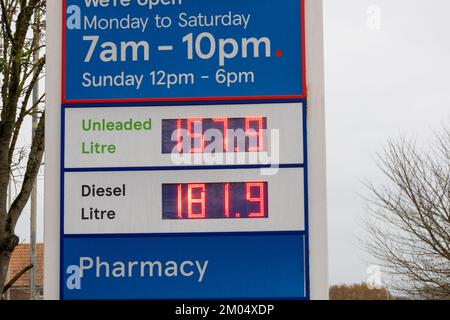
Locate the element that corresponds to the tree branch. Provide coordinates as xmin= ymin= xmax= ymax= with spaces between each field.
xmin=9 ymin=111 xmax=44 ymax=228
xmin=2 ymin=264 xmax=33 ymax=296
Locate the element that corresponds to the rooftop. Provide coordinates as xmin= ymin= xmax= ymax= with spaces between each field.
xmin=6 ymin=243 xmax=43 ymax=288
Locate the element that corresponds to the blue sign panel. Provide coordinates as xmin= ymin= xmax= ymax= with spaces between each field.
xmin=63 ymin=0 xmax=305 ymax=103
xmin=62 ymin=233 xmax=305 ymax=300
xmin=60 ymin=0 xmax=309 ymax=301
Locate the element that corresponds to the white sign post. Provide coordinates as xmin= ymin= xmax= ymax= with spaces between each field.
xmin=45 ymin=0 xmax=328 ymax=300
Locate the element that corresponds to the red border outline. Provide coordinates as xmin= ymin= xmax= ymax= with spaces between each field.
xmin=61 ymin=0 xmax=306 ymax=104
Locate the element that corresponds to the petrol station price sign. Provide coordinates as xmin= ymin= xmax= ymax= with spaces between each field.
xmin=58 ymin=0 xmax=311 ymax=300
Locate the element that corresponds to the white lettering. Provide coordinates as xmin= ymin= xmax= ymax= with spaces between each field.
xmin=78 ymin=257 xmax=209 ymax=282
xmin=79 ymin=257 xmax=93 ymax=278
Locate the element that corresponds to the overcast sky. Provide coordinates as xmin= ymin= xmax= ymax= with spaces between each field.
xmin=324 ymin=0 xmax=450 ymax=285
xmin=12 ymin=0 xmax=450 ymax=287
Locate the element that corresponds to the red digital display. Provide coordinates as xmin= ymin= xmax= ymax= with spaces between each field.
xmin=162 ymin=117 xmax=267 ymax=154
xmin=162 ymin=182 xmax=268 ymax=220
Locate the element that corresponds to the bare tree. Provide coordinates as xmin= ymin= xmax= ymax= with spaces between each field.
xmin=363 ymin=122 xmax=450 ymax=299
xmin=329 ymin=283 xmax=391 ymax=300
xmin=0 ymin=0 xmax=45 ymax=296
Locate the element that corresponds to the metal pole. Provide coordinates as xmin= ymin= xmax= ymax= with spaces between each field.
xmin=7 ymin=175 xmax=11 ymax=301
xmin=30 ymin=10 xmax=40 ymax=301
xmin=30 ymin=119 xmax=38 ymax=300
